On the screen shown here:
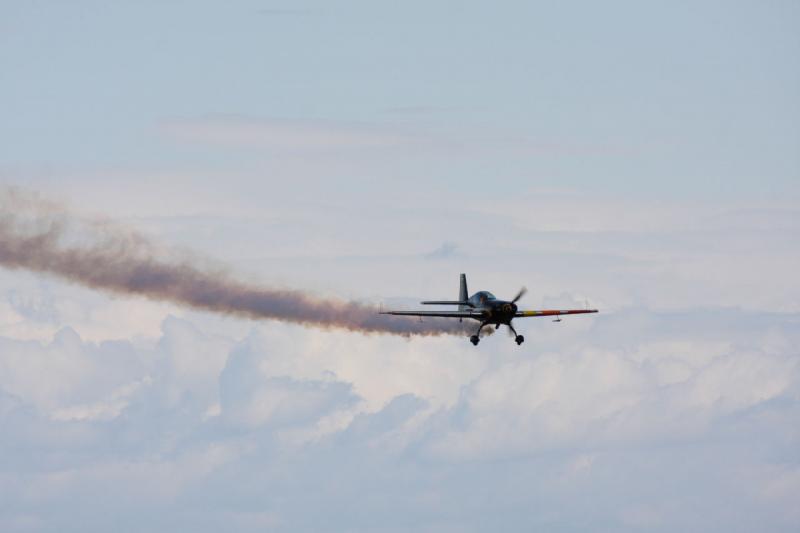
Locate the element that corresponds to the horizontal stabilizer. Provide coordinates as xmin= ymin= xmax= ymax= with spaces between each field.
xmin=421 ymin=300 xmax=473 ymax=306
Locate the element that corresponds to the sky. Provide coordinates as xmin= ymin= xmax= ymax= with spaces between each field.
xmin=1 ymin=0 xmax=799 ymax=531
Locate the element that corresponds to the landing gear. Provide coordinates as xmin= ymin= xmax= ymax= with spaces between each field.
xmin=508 ymin=322 xmax=525 ymax=346
xmin=470 ymin=322 xmax=488 ymax=346
xmin=469 ymin=321 xmax=525 ymax=346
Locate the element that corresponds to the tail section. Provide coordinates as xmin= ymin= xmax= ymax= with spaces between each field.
xmin=458 ymin=273 xmax=468 ymax=311
xmin=419 ymin=275 xmax=471 ymax=317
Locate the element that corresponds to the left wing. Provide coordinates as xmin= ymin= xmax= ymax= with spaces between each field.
xmin=516 ymin=309 xmax=598 ymax=318
xmin=380 ymin=310 xmax=482 ymax=319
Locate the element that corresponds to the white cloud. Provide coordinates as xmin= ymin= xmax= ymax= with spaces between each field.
xmin=0 ymin=306 xmax=797 ymax=531
xmin=426 ymin=341 xmax=798 ymax=460
xmin=0 ymin=185 xmax=798 ymax=531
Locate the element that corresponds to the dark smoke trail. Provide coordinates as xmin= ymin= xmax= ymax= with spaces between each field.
xmin=0 ymin=189 xmax=470 ymax=337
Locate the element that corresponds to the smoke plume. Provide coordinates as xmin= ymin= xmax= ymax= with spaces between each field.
xmin=0 ymin=189 xmax=470 ymax=337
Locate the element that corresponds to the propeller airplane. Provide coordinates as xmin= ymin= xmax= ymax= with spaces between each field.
xmin=381 ymin=274 xmax=597 ymax=345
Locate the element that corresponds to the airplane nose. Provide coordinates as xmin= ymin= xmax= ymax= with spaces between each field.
xmin=502 ymin=303 xmax=517 ymax=315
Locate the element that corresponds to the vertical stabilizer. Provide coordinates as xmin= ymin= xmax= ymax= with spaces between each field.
xmin=458 ymin=273 xmax=468 ymax=311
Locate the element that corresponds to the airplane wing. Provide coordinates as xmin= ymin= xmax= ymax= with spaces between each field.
xmin=516 ymin=309 xmax=598 ymax=318
xmin=380 ymin=310 xmax=482 ymax=319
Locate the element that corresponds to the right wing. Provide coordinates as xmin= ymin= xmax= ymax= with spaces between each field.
xmin=380 ymin=309 xmax=481 ymax=319
xmin=515 ymin=309 xmax=598 ymax=318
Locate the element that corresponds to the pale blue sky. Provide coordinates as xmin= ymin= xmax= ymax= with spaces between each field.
xmin=2 ymin=0 xmax=798 ymax=199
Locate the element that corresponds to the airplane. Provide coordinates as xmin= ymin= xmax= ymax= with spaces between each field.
xmin=381 ymin=274 xmax=598 ymax=345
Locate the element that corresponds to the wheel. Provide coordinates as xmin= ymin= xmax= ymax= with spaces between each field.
xmin=515 ymin=335 xmax=525 ymax=345
xmin=470 ymin=335 xmax=480 ymax=346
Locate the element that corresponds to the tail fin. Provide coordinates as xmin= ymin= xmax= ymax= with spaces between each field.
xmin=458 ymin=273 xmax=468 ymax=311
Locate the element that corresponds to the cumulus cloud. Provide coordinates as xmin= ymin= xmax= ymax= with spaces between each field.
xmin=0 ymin=184 xmax=798 ymax=531
xmin=427 ymin=342 xmax=798 ymax=460
xmin=0 ymin=306 xmax=797 ymax=531
xmin=219 ymin=349 xmax=359 ymax=429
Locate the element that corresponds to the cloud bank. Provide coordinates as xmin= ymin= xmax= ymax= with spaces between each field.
xmin=0 ymin=308 xmax=797 ymax=532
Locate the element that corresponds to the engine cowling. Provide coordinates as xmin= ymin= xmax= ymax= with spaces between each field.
xmin=501 ymin=302 xmax=518 ymax=316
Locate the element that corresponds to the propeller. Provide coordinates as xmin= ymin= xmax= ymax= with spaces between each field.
xmin=501 ymin=287 xmax=527 ymax=316
xmin=511 ymin=286 xmax=527 ymax=303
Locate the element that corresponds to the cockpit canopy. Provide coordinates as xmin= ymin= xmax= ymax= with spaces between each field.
xmin=474 ymin=291 xmax=496 ymax=302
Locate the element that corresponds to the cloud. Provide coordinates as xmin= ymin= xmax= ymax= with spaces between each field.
xmin=219 ymin=348 xmax=359 ymax=429
xmin=0 ymin=307 xmax=797 ymax=531
xmin=426 ymin=342 xmax=798 ymax=460
xmin=0 ymin=179 xmax=798 ymax=532
xmin=424 ymin=241 xmax=461 ymax=260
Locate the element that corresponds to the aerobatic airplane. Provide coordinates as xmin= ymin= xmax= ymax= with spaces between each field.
xmin=381 ymin=274 xmax=597 ymax=345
